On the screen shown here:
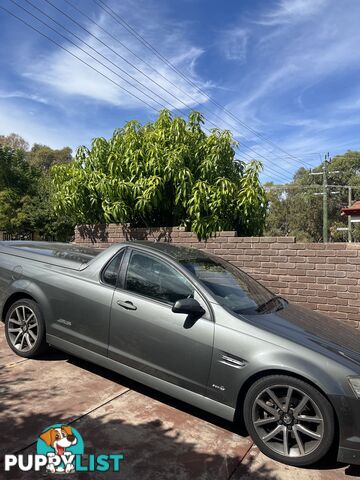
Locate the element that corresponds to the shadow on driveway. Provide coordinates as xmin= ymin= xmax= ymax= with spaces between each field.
xmin=0 ymin=344 xmax=359 ymax=479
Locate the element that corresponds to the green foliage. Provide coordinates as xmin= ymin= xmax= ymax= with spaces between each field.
xmin=27 ymin=144 xmax=72 ymax=170
xmin=0 ymin=145 xmax=35 ymax=232
xmin=52 ymin=110 xmax=266 ymax=239
xmin=0 ymin=143 xmax=74 ymax=241
xmin=265 ymin=151 xmax=360 ymax=242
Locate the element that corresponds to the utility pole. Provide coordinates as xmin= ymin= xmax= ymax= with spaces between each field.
xmin=266 ymin=183 xmax=360 ymax=243
xmin=322 ymin=157 xmax=328 ymax=242
xmin=310 ymin=153 xmax=340 ymax=243
xmin=348 ymin=186 xmax=352 ymax=243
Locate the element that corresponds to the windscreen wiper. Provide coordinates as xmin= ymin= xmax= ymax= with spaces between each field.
xmin=257 ymin=296 xmax=287 ymax=313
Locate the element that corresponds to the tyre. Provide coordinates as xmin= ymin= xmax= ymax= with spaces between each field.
xmin=243 ymin=374 xmax=335 ymax=467
xmin=4 ymin=298 xmax=47 ymax=358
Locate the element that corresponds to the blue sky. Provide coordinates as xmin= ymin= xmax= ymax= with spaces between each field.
xmin=1 ymin=0 xmax=360 ymax=183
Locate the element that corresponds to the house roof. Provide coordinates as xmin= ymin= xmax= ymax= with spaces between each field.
xmin=341 ymin=201 xmax=360 ymax=216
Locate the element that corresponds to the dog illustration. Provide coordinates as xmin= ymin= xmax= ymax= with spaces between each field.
xmin=39 ymin=425 xmax=77 ymax=473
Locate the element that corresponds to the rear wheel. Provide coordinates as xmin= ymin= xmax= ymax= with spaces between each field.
xmin=5 ymin=299 xmax=47 ymax=358
xmin=243 ymin=375 xmax=335 ymax=466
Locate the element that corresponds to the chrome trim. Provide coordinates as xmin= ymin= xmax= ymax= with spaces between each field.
xmin=219 ymin=354 xmax=247 ymax=369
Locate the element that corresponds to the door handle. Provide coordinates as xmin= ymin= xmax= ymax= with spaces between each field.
xmin=116 ymin=300 xmax=137 ymax=310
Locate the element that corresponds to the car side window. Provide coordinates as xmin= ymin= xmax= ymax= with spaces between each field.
xmin=102 ymin=251 xmax=124 ymax=286
xmin=125 ymin=251 xmax=194 ymax=304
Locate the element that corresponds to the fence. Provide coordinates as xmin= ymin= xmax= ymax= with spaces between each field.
xmin=1 ymin=231 xmax=34 ymax=241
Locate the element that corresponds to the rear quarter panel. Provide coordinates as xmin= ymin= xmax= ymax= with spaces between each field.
xmin=0 ymin=247 xmax=116 ymax=355
xmin=0 ymin=252 xmax=15 ymax=310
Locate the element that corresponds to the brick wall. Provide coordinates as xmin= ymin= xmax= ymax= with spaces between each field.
xmin=75 ymin=225 xmax=360 ymax=329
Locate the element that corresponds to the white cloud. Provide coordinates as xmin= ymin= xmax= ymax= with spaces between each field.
xmin=219 ymin=28 xmax=249 ymax=61
xmin=23 ymin=7 xmax=209 ymax=111
xmin=257 ymin=0 xmax=329 ymax=26
xmin=0 ymin=90 xmax=48 ymax=104
xmin=213 ymin=0 xmax=360 ymax=179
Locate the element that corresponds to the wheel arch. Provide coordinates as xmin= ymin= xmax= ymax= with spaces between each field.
xmin=1 ymin=292 xmax=38 ymax=322
xmin=235 ymin=368 xmax=339 ymax=437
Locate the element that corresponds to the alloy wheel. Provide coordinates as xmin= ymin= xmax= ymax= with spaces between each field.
xmin=7 ymin=305 xmax=39 ymax=353
xmin=252 ymin=384 xmax=324 ymax=458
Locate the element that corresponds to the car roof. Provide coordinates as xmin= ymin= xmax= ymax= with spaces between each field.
xmin=124 ymin=241 xmax=211 ymax=262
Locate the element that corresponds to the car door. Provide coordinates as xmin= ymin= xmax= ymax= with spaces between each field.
xmin=108 ymin=248 xmax=215 ymax=395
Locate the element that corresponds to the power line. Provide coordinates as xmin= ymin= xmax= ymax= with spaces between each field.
xmin=45 ymin=0 xmax=314 ymax=173
xmin=5 ymin=2 xmax=292 ymax=182
xmin=2 ymin=3 xmax=297 ymax=183
xmin=91 ymin=0 xmax=314 ymax=170
xmin=237 ymin=152 xmax=293 ymax=183
xmin=265 ymin=184 xmax=360 ymax=190
xmin=236 ymin=146 xmax=294 ymax=182
xmin=0 ymin=5 xmax=158 ymax=111
xmin=42 ymin=0 xmax=198 ymax=113
xmin=42 ymin=0 xmax=301 ymax=180
xmin=62 ymin=0 xmax=209 ymax=108
xmin=11 ymin=0 xmax=170 ymax=110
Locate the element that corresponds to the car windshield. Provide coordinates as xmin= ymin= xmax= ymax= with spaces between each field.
xmin=181 ymin=256 xmax=286 ymax=315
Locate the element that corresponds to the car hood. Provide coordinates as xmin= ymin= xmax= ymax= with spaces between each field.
xmin=243 ymin=303 xmax=360 ymax=369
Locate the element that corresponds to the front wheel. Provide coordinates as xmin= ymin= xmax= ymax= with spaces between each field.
xmin=5 ymin=299 xmax=47 ymax=358
xmin=243 ymin=375 xmax=335 ymax=467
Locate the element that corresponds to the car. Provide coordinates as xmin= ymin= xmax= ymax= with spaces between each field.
xmin=0 ymin=240 xmax=359 ymax=467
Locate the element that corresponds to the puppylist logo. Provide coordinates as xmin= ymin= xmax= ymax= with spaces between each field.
xmin=4 ymin=424 xmax=124 ymax=474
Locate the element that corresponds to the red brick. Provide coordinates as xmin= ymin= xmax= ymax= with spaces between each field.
xmin=270 ymin=256 xmax=288 ymax=263
xmin=294 ymin=257 xmax=306 ymax=263
xmin=347 ymin=271 xmax=360 ymax=279
xmin=317 ymin=277 xmax=336 ymax=284
xmin=348 ymin=299 xmax=360 ymax=307
xmin=325 ymin=270 xmax=346 ymax=278
xmin=348 ymin=285 xmax=360 ymax=293
xmin=276 ymin=237 xmax=296 ymax=243
xmin=327 ymin=284 xmax=348 ymax=292
xmin=286 ymin=244 xmax=304 ymax=250
xmin=243 ymin=237 xmax=260 ymax=243
xmin=315 ymin=263 xmax=336 ymax=271
xmin=303 ymin=250 xmax=317 ymax=257
xmin=337 ymin=292 xmax=358 ymax=300
xmin=337 ymin=278 xmax=359 ymax=286
xmin=279 ymin=275 xmax=298 ymax=283
xmin=338 ymin=305 xmax=359 ymax=314
xmin=325 ymin=243 xmax=347 ymax=250
xmin=300 ymin=276 xmax=317 ymax=283
xmin=337 ymin=250 xmax=358 ymax=257
xmin=222 ymin=242 xmax=237 ymax=249
xmin=307 ymin=256 xmax=327 ymax=264
xmin=327 ymin=257 xmax=347 ymax=264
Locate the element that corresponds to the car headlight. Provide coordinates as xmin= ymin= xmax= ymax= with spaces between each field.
xmin=348 ymin=376 xmax=360 ymax=398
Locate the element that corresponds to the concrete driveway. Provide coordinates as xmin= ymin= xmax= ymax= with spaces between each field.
xmin=0 ymin=324 xmax=358 ymax=479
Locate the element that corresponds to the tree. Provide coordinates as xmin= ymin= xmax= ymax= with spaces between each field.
xmin=0 ymin=133 xmax=29 ymax=151
xmin=265 ymin=151 xmax=360 ymax=242
xmin=0 ymin=143 xmax=73 ymax=241
xmin=27 ymin=144 xmax=72 ymax=170
xmin=52 ymin=110 xmax=266 ymax=240
xmin=0 ymin=145 xmax=37 ymax=233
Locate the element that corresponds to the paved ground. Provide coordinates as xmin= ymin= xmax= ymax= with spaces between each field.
xmin=0 ymin=324 xmax=359 ymax=479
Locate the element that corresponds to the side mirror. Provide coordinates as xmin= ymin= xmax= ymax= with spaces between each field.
xmin=172 ymin=298 xmax=205 ymax=318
